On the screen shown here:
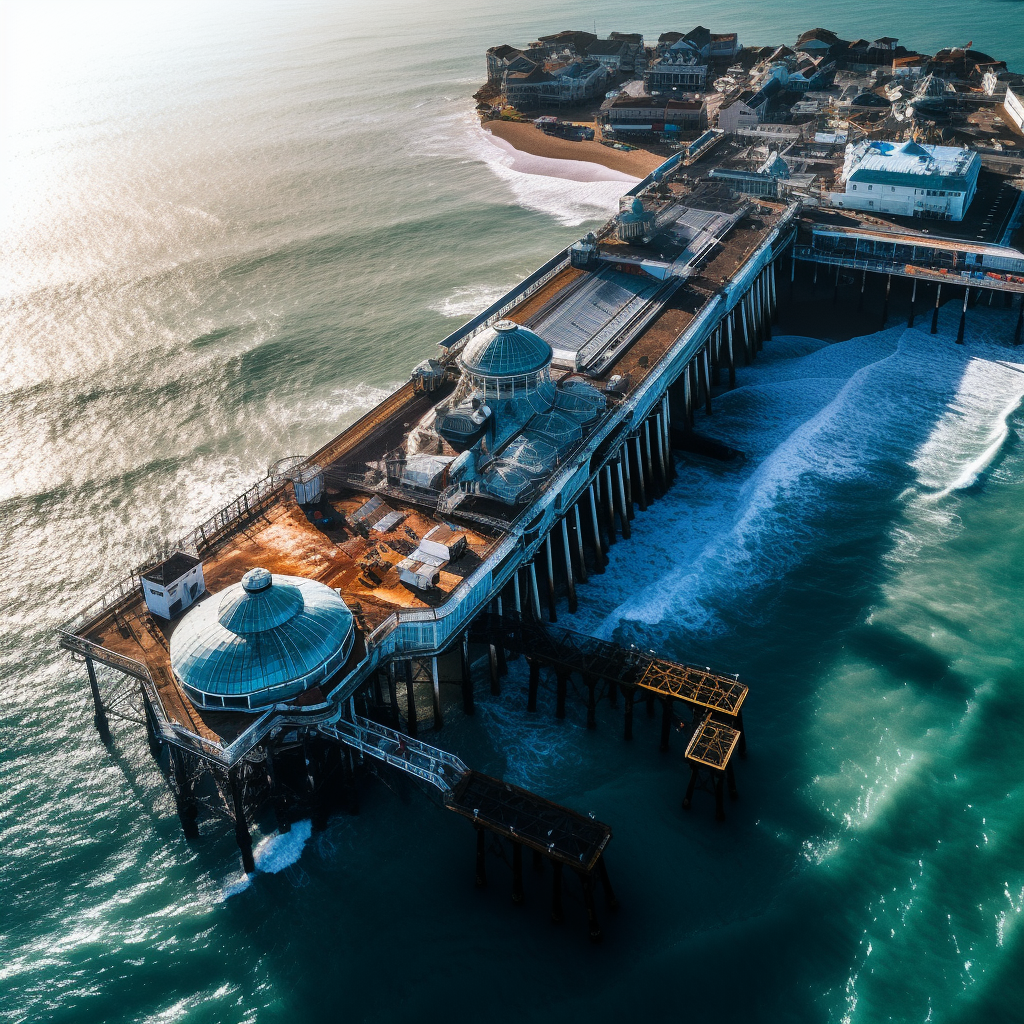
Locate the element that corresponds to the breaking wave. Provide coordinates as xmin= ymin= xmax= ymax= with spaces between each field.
xmin=575 ymin=309 xmax=1024 ymax=640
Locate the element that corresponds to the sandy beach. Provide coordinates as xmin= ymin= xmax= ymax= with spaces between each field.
xmin=483 ymin=119 xmax=665 ymax=179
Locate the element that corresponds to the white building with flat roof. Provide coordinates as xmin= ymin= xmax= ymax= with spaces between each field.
xmin=829 ymin=140 xmax=981 ymax=221
xmin=1004 ymin=85 xmax=1024 ymax=133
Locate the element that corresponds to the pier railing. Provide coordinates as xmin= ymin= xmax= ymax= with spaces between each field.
xmin=320 ymin=716 xmax=468 ymax=797
xmin=436 ymin=249 xmax=572 ymax=359
xmin=61 ymin=473 xmax=284 ymax=636
xmin=793 ymin=245 xmax=1024 ymax=293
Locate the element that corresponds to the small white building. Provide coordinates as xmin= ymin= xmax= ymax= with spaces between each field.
xmin=418 ymin=525 xmax=468 ymax=562
xmin=829 ymin=140 xmax=981 ymax=222
xmin=142 ymin=552 xmax=205 ymax=620
xmin=1005 ymin=85 xmax=1024 ymax=133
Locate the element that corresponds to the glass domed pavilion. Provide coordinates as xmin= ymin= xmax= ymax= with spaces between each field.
xmin=169 ymin=567 xmax=355 ymax=711
xmin=458 ymin=319 xmax=552 ymax=400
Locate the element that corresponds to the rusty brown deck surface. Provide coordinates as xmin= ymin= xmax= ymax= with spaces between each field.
xmin=81 ymin=487 xmax=500 ymax=743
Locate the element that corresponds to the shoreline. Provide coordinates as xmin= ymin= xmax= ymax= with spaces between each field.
xmin=482 ymin=119 xmax=664 ymax=179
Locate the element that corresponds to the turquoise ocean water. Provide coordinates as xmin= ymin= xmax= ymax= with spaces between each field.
xmin=2 ymin=2 xmax=1023 ymax=1021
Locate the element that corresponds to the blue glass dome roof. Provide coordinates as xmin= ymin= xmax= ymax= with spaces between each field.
xmin=169 ymin=570 xmax=355 ymax=707
xmin=460 ymin=320 xmax=552 ymax=379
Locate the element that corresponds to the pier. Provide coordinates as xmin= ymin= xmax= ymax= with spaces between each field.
xmin=59 ymin=124 xmax=1024 ymax=937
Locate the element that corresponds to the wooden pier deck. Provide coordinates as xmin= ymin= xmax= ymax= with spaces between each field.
xmin=446 ymin=771 xmax=611 ymax=873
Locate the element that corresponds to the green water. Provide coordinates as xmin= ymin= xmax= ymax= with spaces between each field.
xmin=2 ymin=2 xmax=1023 ymax=1022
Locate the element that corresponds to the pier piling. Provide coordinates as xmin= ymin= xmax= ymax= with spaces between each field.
xmin=727 ymin=313 xmax=736 ymax=387
xmin=615 ymin=460 xmax=631 ymax=540
xmin=561 ymin=518 xmax=578 ymax=612
xmin=932 ymin=283 xmax=942 ymax=334
xmin=957 ymin=287 xmax=968 ymax=344
xmin=556 ymin=670 xmax=568 ymax=720
xmin=908 ymin=278 xmax=917 ymax=327
xmin=544 ymin=534 xmax=558 ymax=622
xmin=572 ymin=504 xmax=588 ymax=582
xmin=405 ymin=661 xmax=418 ymax=738
xmin=230 ymin=770 xmax=255 ymax=874
xmin=84 ymin=656 xmax=111 ymax=743
xmin=430 ymin=656 xmax=443 ymax=730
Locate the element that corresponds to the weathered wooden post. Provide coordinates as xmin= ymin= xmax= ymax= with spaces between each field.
xmin=85 ymin=656 xmax=111 ymax=743
xmin=560 ymin=518 xmax=577 ymax=612
xmin=908 ymin=277 xmax=917 ymax=327
xmin=404 ymin=660 xmax=417 ymax=738
xmin=170 ymin=745 xmax=199 ymax=839
xmin=956 ymin=287 xmax=968 ymax=344
xmin=556 ymin=670 xmax=568 ymax=720
xmin=587 ymin=484 xmax=605 ymax=569
xmin=727 ymin=311 xmax=736 ymax=387
xmin=931 ymin=282 xmax=942 ymax=334
xmin=572 ymin=504 xmax=588 ymax=582
xmin=615 ymin=459 xmax=631 ymax=540
xmin=230 ymin=769 xmax=255 ymax=873
xmin=632 ymin=435 xmax=647 ymax=511
xmin=602 ymin=464 xmax=616 ymax=543
xmin=614 ymin=444 xmax=630 ymax=516
xmin=430 ymin=655 xmax=443 ymax=730
xmin=528 ymin=562 xmax=543 ymax=620
xmin=882 ymin=273 xmax=891 ymax=327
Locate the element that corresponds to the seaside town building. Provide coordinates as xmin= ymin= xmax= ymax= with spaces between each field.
xmin=718 ymin=78 xmax=784 ymax=132
xmin=503 ymin=58 xmax=609 ymax=110
xmin=601 ymin=94 xmax=708 ymax=135
xmin=645 ymin=54 xmax=708 ymax=92
xmin=829 ymin=140 xmax=981 ymax=221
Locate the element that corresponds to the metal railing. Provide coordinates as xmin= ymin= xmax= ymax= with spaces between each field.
xmin=320 ymin=716 xmax=468 ymax=797
xmin=436 ymin=249 xmax=573 ymax=360
xmin=62 ymin=473 xmax=284 ymax=636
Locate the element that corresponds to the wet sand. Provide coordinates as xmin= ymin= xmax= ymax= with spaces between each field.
xmin=483 ymin=120 xmax=665 ymax=178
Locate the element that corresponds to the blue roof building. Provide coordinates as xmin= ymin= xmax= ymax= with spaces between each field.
xmin=832 ymin=140 xmax=981 ymax=222
xmin=169 ymin=568 xmax=355 ymax=711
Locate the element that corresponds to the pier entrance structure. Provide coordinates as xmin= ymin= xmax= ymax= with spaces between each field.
xmin=60 ymin=136 xmax=1023 ymax=920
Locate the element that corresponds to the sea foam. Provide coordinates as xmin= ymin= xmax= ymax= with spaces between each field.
xmin=217 ymin=820 xmax=314 ymax=899
xmin=571 ymin=308 xmax=1024 ymax=644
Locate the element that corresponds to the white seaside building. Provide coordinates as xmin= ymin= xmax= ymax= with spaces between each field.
xmin=829 ymin=140 xmax=981 ymax=222
xmin=1004 ymin=85 xmax=1024 ymax=133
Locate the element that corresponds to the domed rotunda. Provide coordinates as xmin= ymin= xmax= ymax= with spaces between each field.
xmin=169 ymin=567 xmax=355 ymax=711
xmin=458 ymin=320 xmax=552 ymax=400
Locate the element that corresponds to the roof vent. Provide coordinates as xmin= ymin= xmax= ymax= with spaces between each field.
xmin=241 ymin=567 xmax=273 ymax=593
